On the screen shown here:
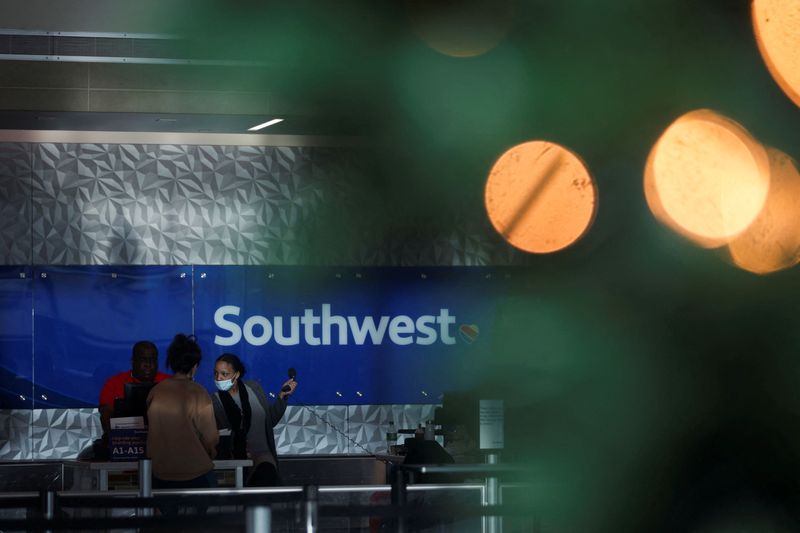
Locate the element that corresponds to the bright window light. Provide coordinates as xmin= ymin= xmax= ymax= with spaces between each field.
xmin=248 ymin=118 xmax=284 ymax=131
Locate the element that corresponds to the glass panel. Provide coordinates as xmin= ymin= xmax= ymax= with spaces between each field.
xmin=32 ymin=266 xmax=192 ymax=408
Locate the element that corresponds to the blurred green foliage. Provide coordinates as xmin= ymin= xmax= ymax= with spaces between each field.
xmin=161 ymin=1 xmax=800 ymax=529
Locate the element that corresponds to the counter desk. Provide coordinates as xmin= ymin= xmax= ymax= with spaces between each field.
xmin=63 ymin=459 xmax=253 ymax=490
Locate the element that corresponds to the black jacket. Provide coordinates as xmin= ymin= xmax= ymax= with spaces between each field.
xmin=211 ymin=380 xmax=287 ymax=471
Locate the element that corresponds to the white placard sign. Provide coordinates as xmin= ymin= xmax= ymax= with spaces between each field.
xmin=479 ymin=399 xmax=504 ymax=450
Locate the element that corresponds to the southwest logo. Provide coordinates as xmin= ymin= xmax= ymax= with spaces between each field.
xmin=214 ymin=304 xmax=458 ymax=347
xmin=459 ymin=324 xmax=479 ymax=343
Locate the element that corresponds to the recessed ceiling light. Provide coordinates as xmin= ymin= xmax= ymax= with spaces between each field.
xmin=248 ymin=118 xmax=283 ymax=131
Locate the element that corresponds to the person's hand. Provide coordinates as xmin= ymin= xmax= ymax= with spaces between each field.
xmin=279 ymin=378 xmax=297 ymax=399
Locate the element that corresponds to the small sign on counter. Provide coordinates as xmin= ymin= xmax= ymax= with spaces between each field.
xmin=109 ymin=416 xmax=147 ymax=461
xmin=109 ymin=429 xmax=147 ymax=461
xmin=479 ymin=399 xmax=504 ymax=450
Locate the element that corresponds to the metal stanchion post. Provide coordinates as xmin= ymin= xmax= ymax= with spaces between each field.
xmin=304 ymin=485 xmax=318 ymax=533
xmin=40 ymin=490 xmax=55 ymax=519
xmin=246 ymin=505 xmax=272 ymax=533
xmin=390 ymin=466 xmax=407 ymax=505
xmin=390 ymin=467 xmax=407 ymax=533
xmin=41 ymin=489 xmax=55 ymax=533
xmin=138 ymin=458 xmax=153 ymax=517
xmin=485 ymin=453 xmax=500 ymax=533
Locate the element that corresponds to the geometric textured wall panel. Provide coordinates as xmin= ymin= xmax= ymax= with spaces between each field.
xmin=0 ymin=409 xmax=33 ymax=460
xmin=30 ymin=408 xmax=101 ymax=459
xmin=273 ymin=404 xmax=438 ymax=456
xmin=0 ymin=140 xmax=529 ymax=266
xmin=0 ymin=143 xmax=31 ymax=264
xmin=30 ymin=143 xmax=332 ymax=265
xmin=347 ymin=404 xmax=438 ymax=454
xmin=23 ymin=141 xmax=537 ymax=267
xmin=276 ymin=405 xmax=349 ymax=455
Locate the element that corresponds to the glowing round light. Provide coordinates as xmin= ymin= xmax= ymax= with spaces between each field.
xmin=643 ymin=140 xmax=720 ymax=247
xmin=644 ymin=133 xmax=727 ymax=249
xmin=753 ymin=0 xmax=800 ymax=107
xmin=406 ymin=0 xmax=513 ymax=58
xmin=645 ymin=110 xmax=770 ymax=246
xmin=728 ymin=147 xmax=800 ymax=274
xmin=485 ymin=141 xmax=597 ymax=254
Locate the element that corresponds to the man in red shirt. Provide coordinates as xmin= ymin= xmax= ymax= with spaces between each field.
xmin=99 ymin=340 xmax=170 ymax=433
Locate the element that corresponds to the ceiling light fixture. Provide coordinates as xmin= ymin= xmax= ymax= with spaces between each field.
xmin=248 ymin=118 xmax=283 ymax=131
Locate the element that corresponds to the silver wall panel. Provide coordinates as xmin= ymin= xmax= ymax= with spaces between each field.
xmin=30 ymin=408 xmax=101 ymax=459
xmin=347 ymin=404 xmax=438 ymax=454
xmin=0 ymin=143 xmax=31 ymax=264
xmin=276 ymin=405 xmax=349 ymax=455
xmin=0 ymin=409 xmax=32 ymax=460
xmin=28 ymin=143 xmax=349 ymax=265
xmin=0 ymin=140 xmax=524 ymax=266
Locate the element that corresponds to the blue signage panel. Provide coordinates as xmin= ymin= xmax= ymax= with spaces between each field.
xmin=32 ymin=266 xmax=193 ymax=408
xmin=1 ymin=266 xmax=500 ymax=408
xmin=193 ymin=267 xmax=496 ymax=405
xmin=0 ymin=267 xmax=33 ymax=409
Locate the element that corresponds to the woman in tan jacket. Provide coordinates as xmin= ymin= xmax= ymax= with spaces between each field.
xmin=146 ymin=334 xmax=219 ymax=510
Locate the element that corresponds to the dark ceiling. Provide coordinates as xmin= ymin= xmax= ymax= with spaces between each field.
xmin=0 ymin=110 xmax=359 ymax=136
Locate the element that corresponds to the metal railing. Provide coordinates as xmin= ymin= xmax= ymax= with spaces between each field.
xmin=0 ymin=459 xmax=531 ymax=532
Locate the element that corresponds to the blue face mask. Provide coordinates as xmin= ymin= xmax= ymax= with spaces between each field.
xmin=215 ymin=378 xmax=234 ymax=392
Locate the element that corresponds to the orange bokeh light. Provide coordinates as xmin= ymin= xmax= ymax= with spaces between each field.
xmin=644 ymin=135 xmax=728 ymax=249
xmin=753 ymin=0 xmax=800 ymax=108
xmin=728 ymin=147 xmax=800 ymax=274
xmin=484 ymin=141 xmax=597 ymax=254
xmin=644 ymin=110 xmax=770 ymax=247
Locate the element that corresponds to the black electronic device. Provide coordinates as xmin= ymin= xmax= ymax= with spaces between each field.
xmin=119 ymin=382 xmax=155 ymax=421
xmin=281 ymin=367 xmax=297 ymax=393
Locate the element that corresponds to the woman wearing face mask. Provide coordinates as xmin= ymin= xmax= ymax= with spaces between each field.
xmin=210 ymin=353 xmax=297 ymax=486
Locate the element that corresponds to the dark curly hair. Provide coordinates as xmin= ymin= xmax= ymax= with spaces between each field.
xmin=166 ymin=334 xmax=201 ymax=374
xmin=215 ymin=353 xmax=246 ymax=379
